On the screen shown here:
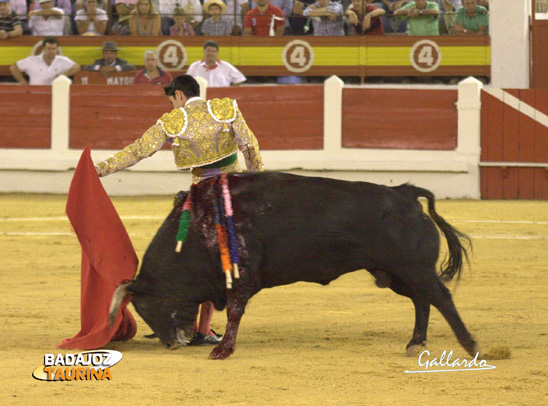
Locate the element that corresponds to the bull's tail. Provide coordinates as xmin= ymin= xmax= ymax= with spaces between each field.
xmin=395 ymin=184 xmax=471 ymax=282
xmin=109 ymin=282 xmax=132 ymax=327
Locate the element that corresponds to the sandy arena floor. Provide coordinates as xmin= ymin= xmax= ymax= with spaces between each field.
xmin=1 ymin=194 xmax=548 ymax=405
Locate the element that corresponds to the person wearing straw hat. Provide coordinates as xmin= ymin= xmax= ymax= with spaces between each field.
xmin=201 ymin=0 xmax=233 ymax=36
xmin=82 ymin=41 xmax=136 ymax=78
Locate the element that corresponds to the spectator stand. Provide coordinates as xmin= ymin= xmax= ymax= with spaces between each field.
xmin=0 ymin=35 xmax=490 ymax=83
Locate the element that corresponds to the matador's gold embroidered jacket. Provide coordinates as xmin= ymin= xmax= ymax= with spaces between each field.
xmin=95 ymin=97 xmax=263 ymax=178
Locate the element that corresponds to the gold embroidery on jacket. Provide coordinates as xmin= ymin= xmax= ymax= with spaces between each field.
xmin=157 ymin=108 xmax=188 ymax=137
xmin=207 ymin=98 xmax=237 ymax=123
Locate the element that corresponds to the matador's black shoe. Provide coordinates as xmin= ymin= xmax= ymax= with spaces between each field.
xmin=189 ymin=330 xmax=223 ymax=346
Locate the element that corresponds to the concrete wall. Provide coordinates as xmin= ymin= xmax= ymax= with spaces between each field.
xmin=490 ymin=0 xmax=531 ymax=88
xmin=0 ymin=76 xmax=483 ymax=199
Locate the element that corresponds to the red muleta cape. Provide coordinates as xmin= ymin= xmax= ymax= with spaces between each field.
xmin=58 ymin=147 xmax=137 ymax=349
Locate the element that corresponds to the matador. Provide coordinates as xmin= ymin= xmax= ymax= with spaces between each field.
xmin=94 ymin=75 xmax=263 ymax=346
xmin=95 ymin=75 xmax=263 ymax=182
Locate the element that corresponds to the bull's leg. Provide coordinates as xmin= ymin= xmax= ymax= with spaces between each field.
xmin=209 ymin=292 xmax=248 ymax=360
xmin=405 ymin=271 xmax=481 ymax=358
xmin=386 ymin=275 xmax=431 ymax=356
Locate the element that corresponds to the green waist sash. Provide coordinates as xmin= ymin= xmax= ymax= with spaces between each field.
xmin=201 ymin=153 xmax=238 ymax=169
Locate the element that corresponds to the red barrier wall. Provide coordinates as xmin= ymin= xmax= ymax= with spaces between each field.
xmin=342 ymin=88 xmax=458 ymax=150
xmin=0 ymin=85 xmax=52 ymax=149
xmin=208 ymin=85 xmax=324 ymax=150
xmin=480 ymin=89 xmax=548 ymax=199
xmin=69 ymin=85 xmax=324 ymax=151
xmin=69 ymin=85 xmax=171 ymax=150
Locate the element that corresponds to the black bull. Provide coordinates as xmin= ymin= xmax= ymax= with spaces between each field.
xmin=110 ymin=172 xmax=480 ymax=360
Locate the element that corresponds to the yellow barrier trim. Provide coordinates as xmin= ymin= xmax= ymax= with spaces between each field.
xmin=0 ymin=44 xmax=491 ymax=68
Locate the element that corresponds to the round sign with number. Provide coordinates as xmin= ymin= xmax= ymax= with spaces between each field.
xmin=156 ymin=40 xmax=187 ymax=71
xmin=409 ymin=40 xmax=441 ymax=73
xmin=282 ymin=40 xmax=314 ymax=73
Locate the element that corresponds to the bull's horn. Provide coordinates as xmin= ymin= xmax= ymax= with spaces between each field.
xmin=109 ymin=282 xmax=132 ymax=327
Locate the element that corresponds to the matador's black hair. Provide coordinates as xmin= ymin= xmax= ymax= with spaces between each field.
xmin=164 ymin=75 xmax=200 ymax=99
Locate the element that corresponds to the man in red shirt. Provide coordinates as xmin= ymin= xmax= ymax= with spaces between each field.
xmin=133 ymin=50 xmax=173 ymax=86
xmin=243 ymin=0 xmax=285 ymax=36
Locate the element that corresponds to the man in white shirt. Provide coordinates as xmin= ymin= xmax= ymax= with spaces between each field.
xmin=186 ymin=40 xmax=246 ymax=88
xmin=28 ymin=0 xmax=64 ymax=36
xmin=9 ymin=36 xmax=80 ymax=85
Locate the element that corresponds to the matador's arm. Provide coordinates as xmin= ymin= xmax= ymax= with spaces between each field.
xmin=232 ymin=108 xmax=264 ymax=172
xmin=95 ymin=124 xmax=169 ymax=177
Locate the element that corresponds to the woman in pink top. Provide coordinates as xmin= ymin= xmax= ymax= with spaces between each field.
xmin=129 ymin=0 xmax=161 ymax=36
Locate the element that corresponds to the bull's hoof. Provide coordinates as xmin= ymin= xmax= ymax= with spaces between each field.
xmin=468 ymin=339 xmax=483 ymax=359
xmin=209 ymin=345 xmax=235 ymax=360
xmin=406 ymin=341 xmax=427 ymax=357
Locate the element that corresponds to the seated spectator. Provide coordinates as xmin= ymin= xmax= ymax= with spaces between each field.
xmin=33 ymin=0 xmax=71 ymax=15
xmin=159 ymin=0 xmax=202 ymax=36
xmin=0 ymin=0 xmax=23 ymax=39
xmin=169 ymin=6 xmax=195 ymax=35
xmin=222 ymin=0 xmax=249 ymax=35
xmin=394 ymin=0 xmax=439 ymax=35
xmin=303 ymin=0 xmax=345 ymax=36
xmin=111 ymin=0 xmax=136 ymax=34
xmin=345 ymin=0 xmax=385 ymax=35
xmin=373 ymin=0 xmax=408 ymax=33
xmin=133 ymin=50 xmax=173 ymax=85
xmin=454 ymin=0 xmax=488 ymax=35
xmin=129 ymin=0 xmax=161 ymax=35
xmin=82 ymin=41 xmax=136 ymax=78
xmin=437 ymin=0 xmax=461 ymax=34
xmin=115 ymin=0 xmax=136 ymax=21
xmin=243 ymin=0 xmax=284 ymax=36
xmin=291 ymin=0 xmax=318 ymax=35
xmin=74 ymin=0 xmax=108 ymax=12
xmin=250 ymin=0 xmax=292 ymax=33
xmin=201 ymin=0 xmax=232 ymax=36
xmin=32 ymin=0 xmax=72 ymax=34
xmin=9 ymin=0 xmax=29 ymax=34
xmin=186 ymin=40 xmax=246 ymax=87
xmin=10 ymin=36 xmax=80 ymax=85
xmin=28 ymin=0 xmax=64 ymax=36
xmin=75 ymin=0 xmax=108 ymax=35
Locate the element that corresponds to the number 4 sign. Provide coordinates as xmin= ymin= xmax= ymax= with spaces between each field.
xmin=282 ymin=40 xmax=315 ymax=73
xmin=409 ymin=40 xmax=442 ymax=73
xmin=156 ymin=40 xmax=188 ymax=71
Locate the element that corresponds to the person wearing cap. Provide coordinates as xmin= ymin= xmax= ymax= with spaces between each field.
xmin=75 ymin=0 xmax=108 ymax=35
xmin=133 ymin=50 xmax=173 ymax=86
xmin=10 ymin=36 xmax=80 ymax=85
xmin=186 ymin=40 xmax=246 ymax=87
xmin=82 ymin=41 xmax=136 ymax=78
xmin=201 ymin=0 xmax=233 ymax=36
xmin=0 ymin=0 xmax=23 ymax=40
xmin=94 ymin=75 xmax=263 ymax=345
xmin=27 ymin=0 xmax=64 ymax=36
